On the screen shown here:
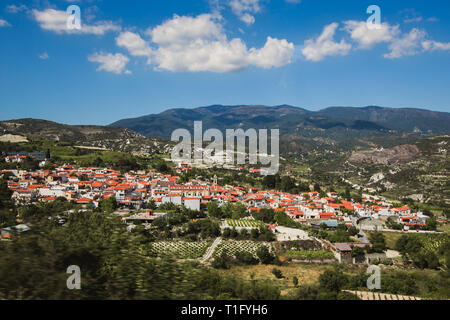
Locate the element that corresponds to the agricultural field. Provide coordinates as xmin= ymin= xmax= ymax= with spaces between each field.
xmin=213 ymin=240 xmax=271 ymax=258
xmin=149 ymin=241 xmax=211 ymax=259
xmin=283 ymin=250 xmax=335 ymax=261
xmin=225 ymin=219 xmax=265 ymax=228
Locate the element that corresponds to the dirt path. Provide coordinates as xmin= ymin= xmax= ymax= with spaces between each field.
xmin=200 ymin=237 xmax=222 ymax=263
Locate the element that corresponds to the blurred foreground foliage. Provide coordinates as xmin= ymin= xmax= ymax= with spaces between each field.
xmin=0 ymin=210 xmax=280 ymax=300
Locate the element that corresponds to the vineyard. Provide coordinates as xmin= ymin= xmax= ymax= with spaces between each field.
xmin=213 ymin=240 xmax=271 ymax=258
xmin=149 ymin=241 xmax=211 ymax=259
xmin=225 ymin=219 xmax=265 ymax=228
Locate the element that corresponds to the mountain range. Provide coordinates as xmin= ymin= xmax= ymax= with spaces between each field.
xmin=111 ymin=105 xmax=450 ymax=139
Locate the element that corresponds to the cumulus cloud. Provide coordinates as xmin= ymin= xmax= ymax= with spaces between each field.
xmin=302 ymin=23 xmax=351 ymax=62
xmin=116 ymin=31 xmax=153 ymax=61
xmin=384 ymin=28 xmax=426 ymax=59
xmin=145 ymin=14 xmax=294 ymax=72
xmin=344 ymin=20 xmax=400 ymax=49
xmin=229 ymin=0 xmax=261 ymax=26
xmin=0 ymin=19 xmax=11 ymax=27
xmin=249 ymin=37 xmax=295 ymax=68
xmin=422 ymin=40 xmax=450 ymax=52
xmin=32 ymin=8 xmax=120 ymax=35
xmin=88 ymin=52 xmax=131 ymax=74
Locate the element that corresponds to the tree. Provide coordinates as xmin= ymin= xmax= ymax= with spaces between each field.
xmin=425 ymin=217 xmax=437 ymax=231
xmin=206 ymin=201 xmax=222 ymax=218
xmin=256 ymin=246 xmax=275 ymax=265
xmin=221 ymin=202 xmax=234 ymax=219
xmin=369 ymin=231 xmax=386 ymax=253
xmin=318 ymin=268 xmax=348 ymax=293
xmin=0 ymin=179 xmax=13 ymax=210
xmin=347 ymin=226 xmax=359 ymax=236
xmin=98 ymin=196 xmax=117 ymax=213
xmin=232 ymin=202 xmax=247 ymax=219
xmin=235 ymin=251 xmax=258 ymax=265
xmin=253 ymin=208 xmax=275 ymax=223
xmin=293 ymin=276 xmax=299 ymax=287
xmin=271 ymin=268 xmax=283 ymax=279
xmin=351 ymin=246 xmax=365 ymax=257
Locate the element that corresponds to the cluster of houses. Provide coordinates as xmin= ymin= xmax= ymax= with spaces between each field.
xmin=1 ymin=161 xmax=444 ymax=232
xmin=3 ymin=151 xmax=46 ymax=164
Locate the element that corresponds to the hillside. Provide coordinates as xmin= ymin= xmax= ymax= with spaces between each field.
xmin=342 ymin=136 xmax=449 ymax=205
xmin=110 ymin=105 xmax=450 ymax=156
xmin=0 ymin=118 xmax=173 ymax=155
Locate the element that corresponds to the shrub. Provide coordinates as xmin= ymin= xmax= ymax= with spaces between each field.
xmin=271 ymin=268 xmax=283 ymax=279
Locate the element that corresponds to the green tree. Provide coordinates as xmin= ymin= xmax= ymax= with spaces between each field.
xmin=98 ymin=196 xmax=117 ymax=213
xmin=271 ymin=268 xmax=283 ymax=279
xmin=293 ymin=276 xmax=299 ymax=287
xmin=206 ymin=201 xmax=222 ymax=218
xmin=369 ymin=231 xmax=386 ymax=253
xmin=318 ymin=268 xmax=348 ymax=293
xmin=256 ymin=246 xmax=275 ymax=265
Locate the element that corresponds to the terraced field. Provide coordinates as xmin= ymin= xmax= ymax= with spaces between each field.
xmin=225 ymin=219 xmax=265 ymax=228
xmin=213 ymin=240 xmax=271 ymax=258
xmin=150 ymin=241 xmax=211 ymax=259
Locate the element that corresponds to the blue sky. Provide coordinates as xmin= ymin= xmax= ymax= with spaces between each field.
xmin=0 ymin=0 xmax=449 ymax=125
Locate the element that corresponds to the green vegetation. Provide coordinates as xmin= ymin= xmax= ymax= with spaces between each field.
xmin=213 ymin=241 xmax=272 ymax=259
xmin=225 ymin=219 xmax=264 ymax=228
xmin=0 ymin=205 xmax=281 ymax=300
xmin=395 ymin=233 xmax=449 ymax=270
xmin=222 ymin=226 xmax=276 ymax=242
xmin=149 ymin=241 xmax=210 ymax=259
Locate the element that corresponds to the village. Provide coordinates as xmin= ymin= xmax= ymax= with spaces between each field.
xmin=1 ymin=151 xmax=447 ymax=268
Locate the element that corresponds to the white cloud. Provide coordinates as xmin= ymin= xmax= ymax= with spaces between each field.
xmin=146 ymin=14 xmax=294 ymax=72
xmin=116 ymin=31 xmax=153 ymax=61
xmin=249 ymin=37 xmax=295 ymax=68
xmin=149 ymin=14 xmax=224 ymax=46
xmin=38 ymin=52 xmax=49 ymax=60
xmin=422 ymin=40 xmax=450 ymax=52
xmin=88 ymin=52 xmax=130 ymax=74
xmin=302 ymin=23 xmax=351 ymax=62
xmin=384 ymin=28 xmax=427 ymax=59
xmin=240 ymin=13 xmax=255 ymax=26
xmin=229 ymin=0 xmax=261 ymax=26
xmin=344 ymin=20 xmax=400 ymax=49
xmin=32 ymin=8 xmax=120 ymax=35
xmin=0 ymin=19 xmax=11 ymax=27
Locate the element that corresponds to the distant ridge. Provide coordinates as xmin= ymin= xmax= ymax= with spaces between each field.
xmin=110 ymin=105 xmax=450 ymax=139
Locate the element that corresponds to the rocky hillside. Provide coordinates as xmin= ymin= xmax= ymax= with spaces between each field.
xmin=348 ymin=144 xmax=421 ymax=165
xmin=341 ymin=136 xmax=449 ymax=204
